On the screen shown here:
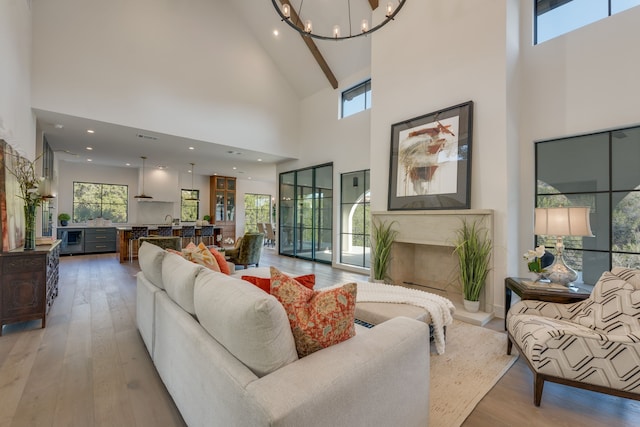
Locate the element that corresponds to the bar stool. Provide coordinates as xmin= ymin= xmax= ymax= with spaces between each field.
xmin=199 ymin=225 xmax=214 ymax=246
xmin=179 ymin=225 xmax=196 ymax=247
xmin=129 ymin=226 xmax=149 ymax=262
xmin=156 ymin=225 xmax=174 ymax=237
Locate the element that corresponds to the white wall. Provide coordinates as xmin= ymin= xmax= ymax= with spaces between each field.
xmin=31 ymin=0 xmax=300 ymax=158
xmin=0 ymin=0 xmax=35 ymax=157
xmin=370 ymin=0 xmax=512 ymax=316
xmin=276 ymin=68 xmax=372 ymax=263
xmin=517 ymin=2 xmax=640 ymax=277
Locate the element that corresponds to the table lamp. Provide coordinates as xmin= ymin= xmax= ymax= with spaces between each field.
xmin=534 ymin=207 xmax=593 ymax=287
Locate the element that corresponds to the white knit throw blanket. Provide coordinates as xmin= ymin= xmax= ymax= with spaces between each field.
xmin=356 ymin=282 xmax=455 ymax=355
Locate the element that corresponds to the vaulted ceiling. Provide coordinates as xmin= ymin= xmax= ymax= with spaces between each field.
xmin=36 ymin=1 xmax=379 ymax=181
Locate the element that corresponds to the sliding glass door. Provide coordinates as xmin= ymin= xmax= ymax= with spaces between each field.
xmin=279 ymin=164 xmax=333 ymax=263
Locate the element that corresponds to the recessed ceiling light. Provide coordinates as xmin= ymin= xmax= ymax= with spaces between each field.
xmin=248 ymin=177 xmax=252 ymax=180
xmin=125 ymin=163 xmax=131 ymax=166
xmin=87 ymin=158 xmax=93 ymax=162
xmin=273 ymin=29 xmax=279 ymax=36
xmin=54 ymin=123 xmax=64 ymax=129
xmin=232 ymin=166 xmax=237 ymax=170
xmin=257 ymin=158 xmax=262 ymax=162
xmin=86 ymin=146 xmax=93 ymax=150
xmin=87 ymin=129 xmax=95 ymax=134
xmin=188 ymin=146 xmax=194 ymax=150
xmin=157 ymin=165 xmax=167 ymax=170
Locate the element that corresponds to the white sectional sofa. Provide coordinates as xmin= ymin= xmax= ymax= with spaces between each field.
xmin=136 ymin=242 xmax=431 ymax=427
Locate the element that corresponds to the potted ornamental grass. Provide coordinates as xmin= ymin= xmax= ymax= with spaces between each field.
xmin=453 ymin=219 xmax=492 ymax=312
xmin=371 ymin=219 xmax=399 ymax=282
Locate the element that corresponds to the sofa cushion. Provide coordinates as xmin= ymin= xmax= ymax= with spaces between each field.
xmin=138 ymin=241 xmax=167 ymax=289
xmin=194 ymin=270 xmax=298 ymax=377
xmin=208 ymin=246 xmax=230 ymax=274
xmin=181 ymin=242 xmax=221 ymax=272
xmin=241 ymin=274 xmax=315 ymax=294
xmin=270 ymin=267 xmax=357 ymax=358
xmin=162 ymin=251 xmax=205 ymax=315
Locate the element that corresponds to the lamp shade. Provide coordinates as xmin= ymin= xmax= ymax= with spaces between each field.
xmin=534 ymin=207 xmax=593 ymax=237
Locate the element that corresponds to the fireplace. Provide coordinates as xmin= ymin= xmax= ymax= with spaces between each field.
xmin=372 ymin=209 xmax=494 ymax=325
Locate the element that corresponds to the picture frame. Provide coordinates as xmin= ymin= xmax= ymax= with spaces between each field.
xmin=388 ymin=101 xmax=473 ymax=210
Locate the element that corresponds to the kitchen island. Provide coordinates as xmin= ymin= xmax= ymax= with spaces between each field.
xmin=116 ymin=225 xmax=222 ymax=263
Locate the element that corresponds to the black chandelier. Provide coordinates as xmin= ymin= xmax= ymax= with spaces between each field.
xmin=272 ymin=0 xmax=407 ymax=41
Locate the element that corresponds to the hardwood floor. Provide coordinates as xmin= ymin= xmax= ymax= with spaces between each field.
xmin=1 ymin=249 xmax=639 ymax=426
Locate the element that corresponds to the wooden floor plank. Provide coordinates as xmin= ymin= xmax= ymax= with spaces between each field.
xmin=0 ymin=329 xmax=45 ymax=427
xmin=8 ymin=310 xmax=69 ymax=427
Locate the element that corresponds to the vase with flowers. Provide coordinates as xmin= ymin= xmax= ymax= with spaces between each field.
xmin=5 ymin=151 xmax=44 ymax=251
xmin=523 ymin=245 xmax=553 ymax=281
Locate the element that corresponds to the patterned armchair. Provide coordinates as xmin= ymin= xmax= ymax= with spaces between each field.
xmin=225 ymin=233 xmax=265 ymax=269
xmin=507 ymin=267 xmax=640 ymax=406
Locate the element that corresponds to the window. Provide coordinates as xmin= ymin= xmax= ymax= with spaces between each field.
xmin=244 ymin=194 xmax=272 ymax=233
xmin=73 ymin=182 xmax=128 ymax=223
xmin=340 ymin=170 xmax=370 ymax=268
xmin=341 ymin=79 xmax=371 ymax=118
xmin=535 ymin=125 xmax=640 ymax=285
xmin=279 ymin=164 xmax=333 ymax=264
xmin=535 ymin=0 xmax=640 ymax=44
xmin=181 ymin=189 xmax=199 ymax=222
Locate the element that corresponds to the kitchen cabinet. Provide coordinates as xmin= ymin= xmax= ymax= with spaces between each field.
xmin=84 ymin=227 xmax=117 ymax=253
xmin=210 ymin=176 xmax=236 ymax=242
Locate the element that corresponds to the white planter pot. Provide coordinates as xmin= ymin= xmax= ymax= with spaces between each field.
xmin=463 ymin=299 xmax=480 ymax=313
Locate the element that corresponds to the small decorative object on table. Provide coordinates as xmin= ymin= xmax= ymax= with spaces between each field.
xmin=523 ymin=245 xmax=551 ymax=282
xmin=5 ymin=151 xmax=45 ymax=250
xmin=58 ymin=213 xmax=71 ymax=227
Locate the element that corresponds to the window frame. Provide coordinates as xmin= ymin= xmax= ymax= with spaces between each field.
xmin=534 ymin=0 xmax=640 ymax=45
xmin=341 ymin=79 xmax=371 ymax=119
xmin=72 ymin=181 xmax=128 ymax=223
xmin=244 ymin=193 xmax=272 ymax=233
xmin=181 ymin=189 xmax=200 ymax=222
xmin=534 ymin=125 xmax=640 ymax=284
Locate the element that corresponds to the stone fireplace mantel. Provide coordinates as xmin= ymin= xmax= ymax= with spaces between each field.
xmin=371 ymin=209 xmax=494 ymax=325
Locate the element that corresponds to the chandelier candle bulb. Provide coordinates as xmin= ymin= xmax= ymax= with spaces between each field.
xmin=282 ymin=3 xmax=290 ymax=18
xmin=333 ymin=25 xmax=340 ymax=38
xmin=386 ymin=2 xmax=395 ymax=17
xmin=361 ymin=19 xmax=369 ymax=32
xmin=305 ymin=20 xmax=312 ymax=33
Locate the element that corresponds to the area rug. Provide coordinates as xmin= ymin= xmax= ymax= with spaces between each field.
xmin=429 ymin=319 xmax=518 ymax=427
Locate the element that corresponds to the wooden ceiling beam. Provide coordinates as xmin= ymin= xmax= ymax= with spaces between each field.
xmin=368 ymin=0 xmax=379 ymax=10
xmin=278 ymin=0 xmax=339 ymax=90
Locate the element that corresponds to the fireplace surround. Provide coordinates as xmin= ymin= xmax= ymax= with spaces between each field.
xmin=371 ymin=209 xmax=494 ymax=325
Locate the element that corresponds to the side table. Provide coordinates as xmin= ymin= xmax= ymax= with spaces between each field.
xmin=504 ymin=277 xmax=592 ymax=331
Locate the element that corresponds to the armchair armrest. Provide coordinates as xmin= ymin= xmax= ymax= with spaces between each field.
xmin=508 ymin=299 xmax=587 ymax=323
xmin=246 ymin=317 xmax=430 ymax=427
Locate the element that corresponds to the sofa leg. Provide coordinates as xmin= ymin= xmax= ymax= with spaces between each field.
xmin=507 ymin=337 xmax=512 ymax=355
xmin=534 ymin=374 xmax=544 ymax=406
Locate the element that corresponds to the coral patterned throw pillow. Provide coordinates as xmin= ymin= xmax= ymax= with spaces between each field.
xmin=270 ymin=266 xmax=356 ymax=357
xmin=241 ymin=274 xmax=315 ymax=294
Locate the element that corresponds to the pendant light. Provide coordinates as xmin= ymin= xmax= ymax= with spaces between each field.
xmin=134 ymin=156 xmax=153 ymax=199
xmin=185 ymin=162 xmax=199 ymax=201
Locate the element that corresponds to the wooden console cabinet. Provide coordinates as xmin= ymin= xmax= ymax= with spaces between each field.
xmin=0 ymin=240 xmax=61 ymax=335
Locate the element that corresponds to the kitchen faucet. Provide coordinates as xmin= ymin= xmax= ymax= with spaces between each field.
xmin=165 ymin=214 xmax=173 ymax=224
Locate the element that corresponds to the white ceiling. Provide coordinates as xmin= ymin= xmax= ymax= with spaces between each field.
xmin=35 ymin=1 xmax=381 ymax=182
